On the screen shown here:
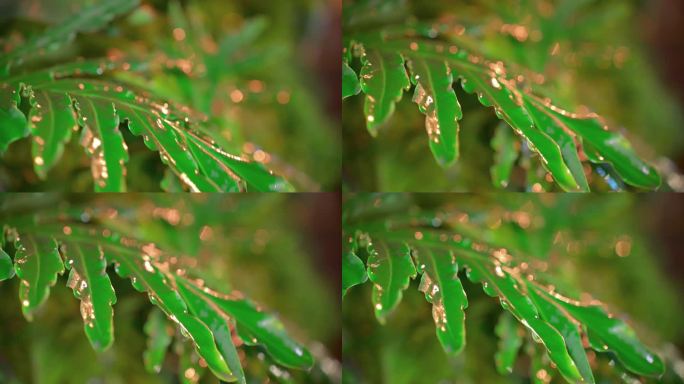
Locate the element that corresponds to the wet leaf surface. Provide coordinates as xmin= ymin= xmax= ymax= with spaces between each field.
xmin=408 ymin=58 xmax=462 ymax=167
xmin=346 ymin=25 xmax=661 ymax=191
xmin=2 ymin=205 xmax=315 ymax=383
xmin=415 ymin=247 xmax=468 ymax=354
xmin=359 ymin=50 xmax=410 ymax=136
xmin=343 ymin=197 xmax=666 ymax=382
xmin=0 ymin=3 xmax=295 ymax=192
xmin=366 ymin=240 xmax=416 ymax=322
xmin=13 ymin=233 xmax=64 ymax=321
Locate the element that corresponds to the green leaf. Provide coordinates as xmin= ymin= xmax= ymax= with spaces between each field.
xmin=343 ymin=198 xmax=666 ymax=382
xmin=532 ymin=97 xmax=661 ymax=189
xmin=177 ymin=277 xmax=246 ymax=384
xmin=526 ymin=282 xmax=595 ymax=383
xmin=464 ymin=257 xmax=583 ymax=382
xmin=30 ymin=92 xmax=76 ymax=178
xmin=143 ymin=308 xmax=173 ymax=374
xmin=76 ymin=98 xmax=129 ymax=192
xmin=13 ymin=234 xmax=64 ymax=321
xmin=110 ymin=252 xmax=235 ymax=382
xmin=552 ymin=292 xmax=665 ymax=377
xmin=347 ymin=27 xmax=661 ymax=190
xmin=343 ymin=62 xmax=361 ymax=99
xmin=359 ymin=50 xmax=409 ymax=136
xmin=0 ymin=85 xmax=29 ymax=153
xmin=490 ymin=122 xmax=519 ymax=189
xmin=454 ymin=64 xmax=580 ymax=192
xmin=414 ymin=248 xmax=468 ymax=354
xmin=1 ymin=60 xmax=293 ymax=192
xmin=2 ymin=197 xmax=319 ymax=382
xmin=524 ymin=98 xmax=589 ymax=191
xmin=408 ymin=58 xmax=462 ymax=167
xmin=342 ymin=235 xmax=367 ymax=298
xmin=0 ymin=247 xmax=16 ymax=281
xmin=367 ymin=240 xmax=416 ymax=322
xmin=494 ymin=312 xmax=523 ymax=375
xmin=179 ymin=278 xmax=314 ymax=370
xmin=0 ymin=0 xmax=140 ymax=76
xmin=63 ymin=241 xmax=117 ymax=351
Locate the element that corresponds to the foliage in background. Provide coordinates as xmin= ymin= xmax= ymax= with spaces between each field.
xmin=342 ymin=0 xmax=684 ymax=192
xmin=342 ymin=194 xmax=684 ymax=383
xmin=0 ymin=194 xmax=339 ymax=383
xmin=0 ymin=0 xmax=339 ymax=192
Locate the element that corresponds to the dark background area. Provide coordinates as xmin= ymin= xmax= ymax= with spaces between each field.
xmin=647 ymin=0 xmax=684 ymax=170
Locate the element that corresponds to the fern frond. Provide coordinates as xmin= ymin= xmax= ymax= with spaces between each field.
xmin=0 ymin=1 xmax=293 ymax=192
xmin=1 ymin=204 xmax=313 ymax=383
xmin=344 ymin=22 xmax=661 ymax=191
xmin=343 ymin=195 xmax=666 ymax=383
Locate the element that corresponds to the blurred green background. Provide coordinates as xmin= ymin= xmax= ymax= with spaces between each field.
xmin=0 ymin=193 xmax=340 ymax=383
xmin=0 ymin=0 xmax=340 ymax=191
xmin=343 ymin=193 xmax=684 ymax=383
xmin=343 ymin=0 xmax=684 ymax=191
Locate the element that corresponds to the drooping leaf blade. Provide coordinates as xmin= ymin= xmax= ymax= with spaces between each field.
xmin=534 ymin=97 xmax=661 ymax=189
xmin=463 ymin=257 xmax=582 ymax=382
xmin=415 ymin=248 xmax=468 ymax=354
xmin=526 ymin=282 xmax=595 ymax=383
xmin=0 ymin=84 xmax=29 ymax=153
xmin=110 ymin=253 xmax=235 ymax=382
xmin=454 ymin=65 xmax=581 ymax=192
xmin=359 ymin=50 xmax=409 ymax=136
xmin=182 ymin=281 xmax=314 ymax=370
xmin=76 ymin=97 xmax=129 ymax=192
xmin=177 ymin=277 xmax=246 ymax=384
xmin=408 ymin=58 xmax=462 ymax=167
xmin=524 ymin=98 xmax=589 ymax=191
xmin=30 ymin=91 xmax=77 ymax=178
xmin=63 ymin=241 xmax=117 ymax=351
xmin=13 ymin=234 xmax=64 ymax=321
xmin=342 ymin=235 xmax=367 ymax=298
xmin=550 ymin=291 xmax=665 ymax=377
xmin=343 ymin=62 xmax=361 ymax=99
xmin=366 ymin=241 xmax=416 ymax=322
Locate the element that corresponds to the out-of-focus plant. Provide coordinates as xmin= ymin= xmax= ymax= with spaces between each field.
xmin=0 ymin=194 xmax=339 ymax=383
xmin=0 ymin=0 xmax=339 ymax=192
xmin=342 ymin=0 xmax=684 ymax=192
xmin=342 ymin=193 xmax=684 ymax=383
